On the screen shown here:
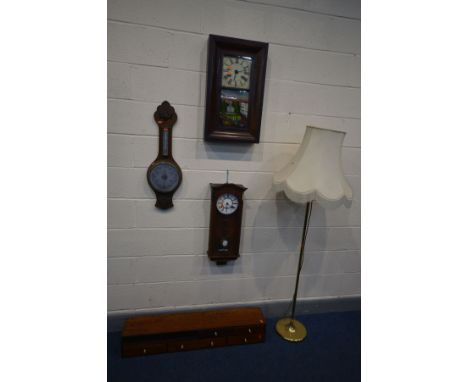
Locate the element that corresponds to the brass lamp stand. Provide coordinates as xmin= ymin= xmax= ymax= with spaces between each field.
xmin=275 ymin=201 xmax=313 ymax=342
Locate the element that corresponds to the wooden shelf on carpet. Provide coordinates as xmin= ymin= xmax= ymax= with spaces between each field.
xmin=121 ymin=307 xmax=266 ymax=357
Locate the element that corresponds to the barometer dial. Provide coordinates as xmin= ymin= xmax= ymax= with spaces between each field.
xmin=148 ymin=162 xmax=181 ymax=193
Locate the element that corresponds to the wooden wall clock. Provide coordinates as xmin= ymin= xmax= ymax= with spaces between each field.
xmin=204 ymin=35 xmax=268 ymax=143
xmin=207 ymin=182 xmax=247 ymax=265
xmin=147 ymin=101 xmax=182 ymax=209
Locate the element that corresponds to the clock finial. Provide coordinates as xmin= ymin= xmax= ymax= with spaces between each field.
xmin=226 ymin=169 xmax=229 ymax=184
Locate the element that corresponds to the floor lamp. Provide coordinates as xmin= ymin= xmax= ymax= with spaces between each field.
xmin=273 ymin=126 xmax=353 ymax=342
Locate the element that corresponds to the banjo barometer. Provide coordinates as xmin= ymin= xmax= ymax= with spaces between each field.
xmin=147 ymin=101 xmax=182 ymax=209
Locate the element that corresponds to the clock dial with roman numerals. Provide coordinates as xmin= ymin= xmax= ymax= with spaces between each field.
xmin=216 ymin=193 xmax=239 ymax=215
xmin=222 ymin=56 xmax=252 ymax=90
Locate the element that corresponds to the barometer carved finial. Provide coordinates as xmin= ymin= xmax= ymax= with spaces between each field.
xmin=154 ymin=100 xmax=177 ymax=127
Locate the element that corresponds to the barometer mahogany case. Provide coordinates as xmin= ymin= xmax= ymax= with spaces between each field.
xmin=147 ymin=101 xmax=182 ymax=209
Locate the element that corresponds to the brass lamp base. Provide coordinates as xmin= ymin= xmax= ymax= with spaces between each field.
xmin=275 ymin=318 xmax=307 ymax=342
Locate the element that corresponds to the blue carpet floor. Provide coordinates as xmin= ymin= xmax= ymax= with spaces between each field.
xmin=108 ymin=311 xmax=360 ymax=382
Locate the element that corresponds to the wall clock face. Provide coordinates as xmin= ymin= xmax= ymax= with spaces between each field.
xmin=222 ymin=56 xmax=252 ymax=89
xmin=216 ymin=193 xmax=239 ymax=215
xmin=204 ymin=35 xmax=268 ymax=143
xmin=148 ymin=162 xmax=181 ymax=193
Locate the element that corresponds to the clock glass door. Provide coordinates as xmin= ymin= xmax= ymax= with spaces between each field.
xmin=219 ymin=55 xmax=252 ymax=129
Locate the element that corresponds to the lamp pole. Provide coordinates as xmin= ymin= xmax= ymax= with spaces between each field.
xmin=276 ymin=200 xmax=313 ymax=342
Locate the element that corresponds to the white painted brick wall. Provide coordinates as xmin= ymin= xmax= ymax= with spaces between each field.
xmin=108 ymin=0 xmax=360 ymax=314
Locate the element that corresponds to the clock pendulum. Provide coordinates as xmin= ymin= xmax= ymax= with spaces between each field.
xmin=207 ymin=171 xmax=247 ymax=265
xmin=147 ymin=101 xmax=182 ymax=209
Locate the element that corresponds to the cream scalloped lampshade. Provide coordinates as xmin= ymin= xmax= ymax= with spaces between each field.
xmin=273 ymin=126 xmax=352 ymax=205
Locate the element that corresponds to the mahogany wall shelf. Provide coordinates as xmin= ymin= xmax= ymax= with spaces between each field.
xmin=121 ymin=307 xmax=266 ymax=357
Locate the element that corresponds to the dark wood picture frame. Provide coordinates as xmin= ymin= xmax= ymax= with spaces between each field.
xmin=204 ymin=35 xmax=268 ymax=143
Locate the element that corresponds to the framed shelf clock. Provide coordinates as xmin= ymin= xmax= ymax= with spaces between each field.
xmin=204 ymin=35 xmax=268 ymax=143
